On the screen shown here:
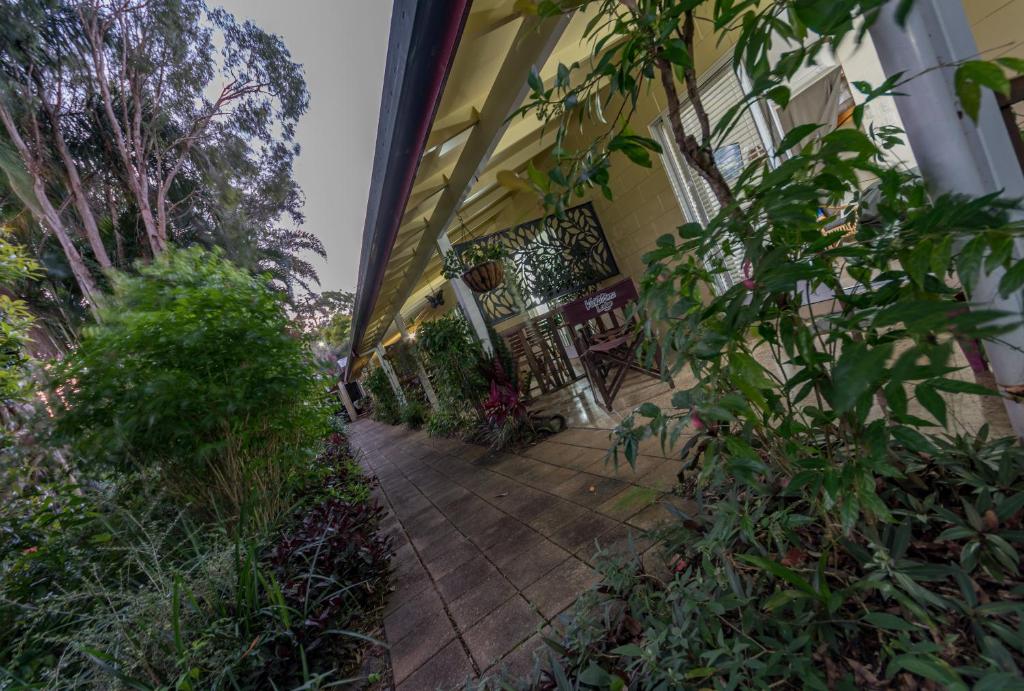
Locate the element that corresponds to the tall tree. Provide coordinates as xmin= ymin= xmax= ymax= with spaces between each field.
xmin=0 ymin=0 xmax=316 ymax=323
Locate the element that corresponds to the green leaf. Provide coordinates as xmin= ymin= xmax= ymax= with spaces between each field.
xmin=610 ymin=643 xmax=644 ymax=656
xmin=775 ymin=123 xmax=821 ymax=155
xmin=527 ymin=65 xmax=544 ymax=93
xmin=889 ymin=655 xmax=967 ymax=691
xmin=930 ymin=378 xmax=999 ymax=396
xmin=737 ymin=554 xmax=819 ymax=597
xmin=998 ymin=260 xmax=1024 ymax=298
xmin=915 ymin=383 xmax=947 ymax=427
xmin=996 ymin=57 xmax=1024 ymax=73
xmin=863 ymin=611 xmax=918 ymax=631
xmin=954 ymin=60 xmax=1010 ymax=121
xmin=637 ymin=402 xmax=660 ymax=418
xmin=826 ymin=342 xmax=893 ymax=414
xmin=662 ymin=39 xmax=691 ymax=68
xmin=959 ymin=60 xmax=1011 ymax=96
xmin=578 ymin=664 xmax=610 ymax=685
xmin=683 ymin=667 xmax=716 ymax=680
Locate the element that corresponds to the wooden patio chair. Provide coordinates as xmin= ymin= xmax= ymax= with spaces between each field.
xmin=502 ymin=315 xmax=580 ymax=401
xmin=560 ymin=277 xmax=670 ymax=411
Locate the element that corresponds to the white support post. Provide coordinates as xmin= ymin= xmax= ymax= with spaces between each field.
xmin=374 ymin=343 xmax=407 ymax=406
xmin=337 ymin=381 xmax=359 ymax=421
xmin=438 ymin=232 xmax=494 ymax=354
xmin=394 ymin=314 xmax=440 ymax=409
xmin=870 ymin=0 xmax=1024 ymax=439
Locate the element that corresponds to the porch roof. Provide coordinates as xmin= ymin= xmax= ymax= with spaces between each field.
xmin=349 ymin=2 xmax=607 ymax=376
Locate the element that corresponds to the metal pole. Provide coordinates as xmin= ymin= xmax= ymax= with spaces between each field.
xmin=394 ymin=314 xmax=440 ymax=409
xmin=869 ymin=0 xmax=1024 ymax=438
xmin=374 ymin=343 xmax=407 ymax=406
xmin=438 ymin=232 xmax=494 ymax=354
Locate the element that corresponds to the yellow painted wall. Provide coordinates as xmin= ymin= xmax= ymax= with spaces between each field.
xmin=468 ymin=16 xmax=734 ymax=304
xmin=964 ymin=0 xmax=1024 ymax=60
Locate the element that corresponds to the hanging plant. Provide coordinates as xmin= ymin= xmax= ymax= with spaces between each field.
xmin=441 ymin=243 xmax=507 ymax=293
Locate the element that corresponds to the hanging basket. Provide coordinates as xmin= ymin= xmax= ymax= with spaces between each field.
xmin=461 ymin=260 xmax=505 ymax=293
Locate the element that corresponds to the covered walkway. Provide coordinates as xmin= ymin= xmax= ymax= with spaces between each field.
xmin=349 ymin=416 xmax=691 ymax=689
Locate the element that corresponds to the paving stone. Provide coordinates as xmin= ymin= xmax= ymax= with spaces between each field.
xmin=627 ymin=496 xmax=699 ymax=531
xmin=383 ymin=587 xmax=446 ymax=644
xmin=495 ymin=537 xmax=570 ymax=590
xmin=389 ymin=606 xmax=457 ymax=684
xmin=527 ymin=499 xmax=591 ymax=536
xmin=410 ymin=523 xmax=462 ymax=555
xmin=422 ymin=537 xmax=480 ymax=581
xmin=636 ymin=459 xmax=684 ymax=491
xmin=482 ymin=633 xmax=546 ymax=685
xmin=417 ymin=528 xmax=473 ymax=569
xmin=595 ymin=485 xmax=661 ymax=521
xmin=522 ymin=557 xmax=600 ymax=619
xmin=348 ymin=418 xmax=673 ymax=690
xmin=396 ymin=638 xmax=475 ymax=691
xmin=548 ymin=511 xmax=619 ymax=553
xmin=467 ymin=514 xmax=531 ymax=551
xmin=451 ymin=504 xmax=506 ymax=535
xmin=499 ymin=490 xmax=560 ymax=523
xmin=392 ymin=561 xmax=432 ymax=604
xmin=518 ymin=462 xmax=579 ymax=490
xmin=436 ymin=552 xmax=501 ymax=603
xmin=448 ymin=573 xmax=516 ymax=631
xmin=464 ymin=596 xmax=543 ymax=671
xmin=550 ymin=473 xmax=628 ymax=508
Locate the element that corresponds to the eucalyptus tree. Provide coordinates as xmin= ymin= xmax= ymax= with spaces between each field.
xmin=0 ymin=0 xmax=312 ymax=317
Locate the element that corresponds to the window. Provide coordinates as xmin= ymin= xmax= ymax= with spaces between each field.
xmin=651 ymin=59 xmax=775 ymax=291
xmin=652 ymin=57 xmax=854 ymax=293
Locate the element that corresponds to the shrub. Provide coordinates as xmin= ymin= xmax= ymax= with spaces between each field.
xmin=426 ymin=407 xmax=473 ymax=438
xmin=416 ymin=313 xmax=487 ymax=413
xmin=49 ymin=247 xmax=327 ymax=523
xmin=401 ymin=399 xmax=427 ymax=429
xmin=363 ymin=365 xmax=402 ymax=424
xmin=0 ymin=432 xmax=390 ymax=688
xmin=256 ymin=448 xmax=392 ymax=686
xmin=510 ymin=0 xmax=1024 ymax=686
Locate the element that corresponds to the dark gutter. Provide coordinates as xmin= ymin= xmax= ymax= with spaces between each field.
xmin=346 ymin=0 xmax=471 ymax=381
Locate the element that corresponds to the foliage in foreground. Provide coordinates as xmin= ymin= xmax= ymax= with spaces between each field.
xmin=364 ymin=365 xmax=402 ymax=425
xmin=49 ymin=247 xmax=327 ymax=524
xmin=500 ymin=0 xmax=1024 ymax=686
xmin=0 ymin=430 xmax=392 ymax=689
xmin=491 ymin=430 xmax=1021 ymax=690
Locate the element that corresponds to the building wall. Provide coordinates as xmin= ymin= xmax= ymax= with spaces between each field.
xmin=446 ymin=2 xmax=1019 ymax=331
xmin=964 ymin=0 xmax=1024 ymax=60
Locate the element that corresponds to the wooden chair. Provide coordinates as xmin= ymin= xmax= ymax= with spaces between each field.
xmin=560 ymin=277 xmax=670 ymax=411
xmin=502 ymin=315 xmax=580 ymax=401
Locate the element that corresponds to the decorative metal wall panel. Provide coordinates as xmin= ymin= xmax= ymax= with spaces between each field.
xmin=453 ymin=202 xmax=619 ymax=325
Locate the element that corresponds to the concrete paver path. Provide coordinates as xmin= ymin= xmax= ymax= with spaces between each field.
xmin=349 ymin=419 xmax=686 ymax=690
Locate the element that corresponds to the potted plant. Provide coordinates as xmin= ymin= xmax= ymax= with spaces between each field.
xmin=441 ymin=243 xmax=507 ymax=293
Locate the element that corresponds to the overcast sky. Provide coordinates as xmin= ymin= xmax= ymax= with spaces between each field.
xmin=213 ymin=0 xmax=393 ymax=293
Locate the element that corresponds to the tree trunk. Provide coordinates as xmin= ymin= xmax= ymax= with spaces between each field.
xmin=81 ymin=11 xmax=165 ymax=256
xmin=0 ymin=100 xmax=99 ymax=307
xmin=51 ymin=117 xmax=113 ymax=269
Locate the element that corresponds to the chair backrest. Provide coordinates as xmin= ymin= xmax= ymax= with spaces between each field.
xmin=560 ymin=277 xmax=638 ymax=329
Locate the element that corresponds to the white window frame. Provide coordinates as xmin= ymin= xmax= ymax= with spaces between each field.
xmin=651 ymin=55 xmax=862 ymax=303
xmin=649 ymin=55 xmax=778 ymax=293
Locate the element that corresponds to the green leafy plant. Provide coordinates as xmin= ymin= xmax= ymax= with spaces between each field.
xmin=425 ymin=407 xmax=474 ymax=438
xmin=501 ymin=0 xmax=1024 ymax=687
xmin=49 ymin=246 xmax=328 ymax=525
xmin=0 ymin=431 xmax=390 ymax=689
xmin=363 ymin=365 xmax=402 ymax=425
xmin=416 ymin=313 xmax=488 ymax=415
xmin=401 ymin=399 xmax=428 ymax=429
xmin=441 ymin=243 xmax=507 ymax=279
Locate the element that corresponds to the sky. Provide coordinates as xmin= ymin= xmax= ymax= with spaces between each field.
xmin=213 ymin=0 xmax=393 ymax=294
